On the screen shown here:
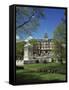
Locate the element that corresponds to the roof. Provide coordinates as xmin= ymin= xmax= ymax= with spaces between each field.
xmin=36 ymin=39 xmax=53 ymax=42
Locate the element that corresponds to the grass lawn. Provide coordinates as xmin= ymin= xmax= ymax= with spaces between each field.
xmin=16 ymin=63 xmax=66 ymax=81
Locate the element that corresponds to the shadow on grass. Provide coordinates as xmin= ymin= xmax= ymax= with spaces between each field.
xmin=16 ymin=63 xmax=66 ymax=82
xmin=16 ymin=71 xmax=42 ymax=82
xmin=16 ymin=71 xmax=66 ymax=82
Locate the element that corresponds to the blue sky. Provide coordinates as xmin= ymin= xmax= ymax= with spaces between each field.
xmin=16 ymin=8 xmax=65 ymax=40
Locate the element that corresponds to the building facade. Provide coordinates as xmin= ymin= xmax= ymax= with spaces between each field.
xmin=32 ymin=37 xmax=54 ymax=63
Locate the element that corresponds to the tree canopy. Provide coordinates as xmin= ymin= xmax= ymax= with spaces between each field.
xmin=29 ymin=39 xmax=38 ymax=45
xmin=53 ymin=21 xmax=66 ymax=44
xmin=53 ymin=19 xmax=66 ymax=64
xmin=16 ymin=7 xmax=45 ymax=37
xmin=16 ymin=41 xmax=25 ymax=60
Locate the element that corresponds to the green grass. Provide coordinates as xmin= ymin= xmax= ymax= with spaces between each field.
xmin=16 ymin=63 xmax=66 ymax=81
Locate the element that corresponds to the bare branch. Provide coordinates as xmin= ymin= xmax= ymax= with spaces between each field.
xmin=16 ymin=13 xmax=35 ymax=29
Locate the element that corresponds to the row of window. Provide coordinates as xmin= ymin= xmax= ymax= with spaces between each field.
xmin=37 ymin=44 xmax=53 ymax=49
xmin=33 ymin=41 xmax=54 ymax=50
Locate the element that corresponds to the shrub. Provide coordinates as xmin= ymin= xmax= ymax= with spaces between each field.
xmin=35 ymin=60 xmax=39 ymax=63
xmin=16 ymin=66 xmax=24 ymax=69
xmin=51 ymin=58 xmax=55 ymax=63
xmin=43 ymin=60 xmax=47 ymax=63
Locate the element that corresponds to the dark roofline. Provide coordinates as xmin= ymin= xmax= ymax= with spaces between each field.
xmin=36 ymin=39 xmax=53 ymax=42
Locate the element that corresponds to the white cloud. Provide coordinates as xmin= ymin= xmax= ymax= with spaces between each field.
xmin=16 ymin=35 xmax=20 ymax=40
xmin=25 ymin=36 xmax=33 ymax=42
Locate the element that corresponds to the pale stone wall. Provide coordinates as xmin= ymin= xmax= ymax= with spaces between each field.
xmin=16 ymin=60 xmax=24 ymax=66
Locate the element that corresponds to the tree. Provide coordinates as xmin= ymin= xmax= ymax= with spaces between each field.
xmin=16 ymin=7 xmax=45 ymax=37
xmin=53 ymin=20 xmax=66 ymax=64
xmin=16 ymin=41 xmax=25 ymax=60
xmin=29 ymin=39 xmax=38 ymax=45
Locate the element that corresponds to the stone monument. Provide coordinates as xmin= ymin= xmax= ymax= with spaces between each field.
xmin=24 ymin=37 xmax=33 ymax=64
